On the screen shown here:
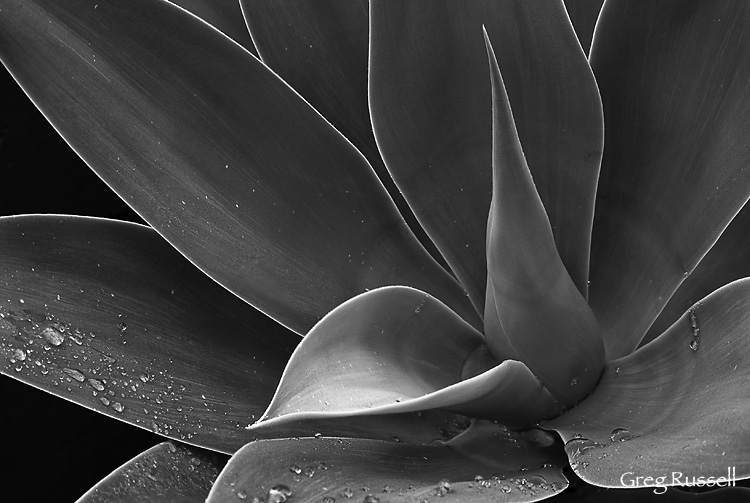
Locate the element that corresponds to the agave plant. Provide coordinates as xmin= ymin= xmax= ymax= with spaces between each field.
xmin=2 ymin=0 xmax=750 ymax=501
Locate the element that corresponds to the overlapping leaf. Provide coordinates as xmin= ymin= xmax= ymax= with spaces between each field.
xmin=0 ymin=215 xmax=297 ymax=453
xmin=546 ymin=279 xmax=750 ymax=487
xmin=483 ymin=31 xmax=603 ymax=408
xmin=0 ymin=0 xmax=479 ymax=335
xmin=588 ymin=0 xmax=750 ymax=359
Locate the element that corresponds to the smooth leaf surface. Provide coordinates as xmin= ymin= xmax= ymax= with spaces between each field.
xmin=588 ymin=0 xmax=750 ymax=359
xmin=240 ymin=1 xmax=445 ymax=266
xmin=171 ymin=0 xmax=257 ymax=55
xmin=0 ymin=215 xmax=298 ymax=453
xmin=208 ymin=421 xmax=568 ymax=503
xmin=77 ymin=441 xmax=223 ymax=503
xmin=0 ymin=0 xmax=479 ymax=334
xmin=545 ymin=279 xmax=750 ymax=487
xmin=370 ymin=0 xmax=603 ymax=310
xmin=249 ymin=287 xmax=559 ymax=431
xmin=483 ymin=31 xmax=603 ymax=409
xmin=644 ymin=201 xmax=750 ymax=346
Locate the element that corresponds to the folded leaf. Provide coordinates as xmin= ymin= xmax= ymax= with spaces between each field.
xmin=0 ymin=215 xmax=298 ymax=453
xmin=545 ymin=279 xmax=750 ymax=487
xmin=77 ymin=441 xmax=223 ymax=503
xmin=483 ymin=30 xmax=603 ymax=408
xmin=249 ymin=287 xmax=559 ymax=430
xmin=0 ymin=0 xmax=479 ymax=334
xmin=562 ymin=0 xmax=604 ymax=55
xmin=208 ymin=421 xmax=568 ymax=503
xmin=588 ymin=0 xmax=750 ymax=359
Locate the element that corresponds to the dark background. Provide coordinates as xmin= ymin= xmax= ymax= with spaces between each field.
xmin=1 ymin=66 xmax=163 ymax=502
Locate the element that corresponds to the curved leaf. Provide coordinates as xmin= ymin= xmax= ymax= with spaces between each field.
xmin=644 ymin=201 xmax=750 ymax=346
xmin=0 ymin=0 xmax=479 ymax=334
xmin=0 ymin=215 xmax=298 ymax=453
xmin=240 ymin=1 xmax=445 ymax=267
xmin=249 ymin=287 xmax=559 ymax=431
xmin=483 ymin=31 xmax=603 ymax=408
xmin=544 ymin=279 xmax=750 ymax=487
xmin=208 ymin=421 xmax=568 ymax=503
xmin=588 ymin=0 xmax=750 ymax=359
xmin=77 ymin=441 xmax=224 ymax=503
xmin=171 ymin=0 xmax=257 ymax=55
xmin=370 ymin=0 xmax=603 ymax=310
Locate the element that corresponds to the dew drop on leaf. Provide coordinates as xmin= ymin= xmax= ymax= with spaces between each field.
xmin=321 ymin=498 xmax=336 ymax=503
xmin=614 ymin=366 xmax=621 ymax=374
xmin=268 ymin=484 xmax=292 ymax=503
xmin=100 ymin=397 xmax=110 ymax=406
xmin=13 ymin=348 xmax=27 ymax=361
xmin=42 ymin=327 xmax=64 ymax=346
xmin=363 ymin=495 xmax=380 ymax=503
xmin=289 ymin=464 xmax=302 ymax=475
xmin=610 ymin=428 xmax=634 ymax=442
xmin=435 ymin=480 xmax=452 ymax=496
xmin=63 ymin=368 xmax=85 ymax=382
xmin=112 ymin=401 xmax=124 ymax=412
xmin=564 ymin=438 xmax=602 ymax=457
xmin=88 ymin=378 xmax=105 ymax=391
xmin=236 ymin=490 xmax=248 ymax=500
xmin=689 ymin=339 xmax=700 ymax=351
xmin=341 ymin=487 xmax=354 ymax=499
xmin=569 ymin=377 xmax=579 ymax=386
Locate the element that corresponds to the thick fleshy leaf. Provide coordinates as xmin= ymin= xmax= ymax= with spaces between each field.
xmin=249 ymin=287 xmax=559 ymax=430
xmin=370 ymin=0 xmax=603 ymax=309
xmin=208 ymin=421 xmax=569 ymax=503
xmin=248 ymin=410 xmax=476 ymax=446
xmin=562 ymin=0 xmax=605 ymax=55
xmin=645 ymin=201 xmax=750 ymax=346
xmin=588 ymin=0 xmax=750 ymax=359
xmin=483 ymin=31 xmax=603 ymax=408
xmin=77 ymin=441 xmax=223 ymax=503
xmin=239 ymin=1 xmax=444 ymax=266
xmin=171 ymin=0 xmax=257 ymax=55
xmin=0 ymin=0 xmax=479 ymax=334
xmin=0 ymin=215 xmax=298 ymax=453
xmin=545 ymin=279 xmax=750 ymax=487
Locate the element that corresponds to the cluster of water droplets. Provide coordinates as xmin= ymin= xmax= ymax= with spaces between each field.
xmin=564 ymin=427 xmax=638 ymax=471
xmin=689 ymin=307 xmax=701 ymax=352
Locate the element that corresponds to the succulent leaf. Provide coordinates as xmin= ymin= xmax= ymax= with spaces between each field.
xmin=0 ymin=0 xmax=479 ymax=334
xmin=483 ymin=31 xmax=604 ymax=409
xmin=76 ymin=441 xmax=222 ymax=503
xmin=546 ymin=279 xmax=750 ymax=487
xmin=588 ymin=0 xmax=750 ymax=360
xmin=0 ymin=215 xmax=297 ymax=453
xmin=249 ymin=286 xmax=560 ymax=430
xmin=208 ymin=422 xmax=568 ymax=503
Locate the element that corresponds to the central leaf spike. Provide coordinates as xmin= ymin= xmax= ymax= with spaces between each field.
xmin=482 ymin=28 xmax=604 ymax=409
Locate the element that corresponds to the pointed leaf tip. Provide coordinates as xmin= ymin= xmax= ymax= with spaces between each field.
xmin=482 ymin=31 xmax=604 ymax=409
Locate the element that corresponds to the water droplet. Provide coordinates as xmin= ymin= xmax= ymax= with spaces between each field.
xmin=303 ymin=465 xmax=315 ymax=477
xmin=314 ymin=432 xmax=322 ymax=439
xmin=322 ymin=498 xmax=336 ymax=503
xmin=610 ymin=428 xmax=634 ymax=442
xmin=42 ymin=327 xmax=64 ymax=346
xmin=112 ymin=402 xmax=124 ymax=412
xmin=63 ymin=368 xmax=85 ymax=382
xmin=569 ymin=377 xmax=579 ymax=386
xmin=190 ymin=457 xmax=201 ymax=466
xmin=689 ymin=339 xmax=699 ymax=351
xmin=363 ymin=496 xmax=380 ymax=503
xmin=236 ymin=490 xmax=248 ymax=500
xmin=342 ymin=487 xmax=354 ymax=499
xmin=100 ymin=397 xmax=110 ymax=406
xmin=268 ymin=484 xmax=292 ymax=503
xmin=139 ymin=373 xmax=149 ymax=383
xmin=167 ymin=443 xmax=177 ymax=453
xmin=101 ymin=354 xmax=116 ymax=364
xmin=526 ymin=475 xmax=547 ymax=486
xmin=572 ymin=433 xmax=582 ymax=439
xmin=13 ymin=348 xmax=27 ymax=361
xmin=614 ymin=366 xmax=621 ymax=374
xmin=565 ymin=438 xmax=601 ymax=458
xmin=289 ymin=464 xmax=302 ymax=475
xmin=474 ymin=475 xmax=484 ymax=482
xmin=117 ymin=322 xmax=127 ymax=332
xmin=435 ymin=480 xmax=452 ymax=496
